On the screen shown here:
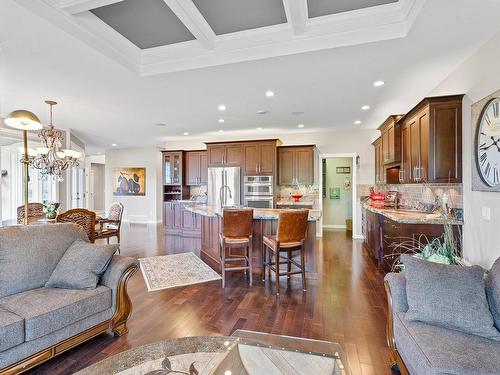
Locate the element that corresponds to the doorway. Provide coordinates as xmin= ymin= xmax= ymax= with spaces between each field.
xmin=89 ymin=162 xmax=105 ymax=211
xmin=318 ymin=153 xmax=358 ymax=238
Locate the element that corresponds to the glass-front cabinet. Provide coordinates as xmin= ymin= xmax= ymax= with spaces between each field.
xmin=163 ymin=151 xmax=182 ymax=185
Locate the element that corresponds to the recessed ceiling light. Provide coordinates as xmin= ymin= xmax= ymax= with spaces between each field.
xmin=361 ymin=105 xmax=370 ymax=111
xmin=298 ymin=124 xmax=305 ymax=128
xmin=292 ymin=111 xmax=304 ymax=115
xmin=354 ymin=120 xmax=361 ymax=125
xmin=218 ymin=118 xmax=225 ymax=123
xmin=183 ymin=132 xmax=189 ymax=136
xmin=154 ymin=123 xmax=166 ymax=127
xmin=373 ymin=80 xmax=385 ymax=87
xmin=97 ymin=151 xmax=101 ymax=155
xmin=218 ymin=130 xmax=224 ymax=133
xmin=111 ymin=143 xmax=117 ymax=146
xmin=256 ymin=110 xmax=268 ymax=115
xmin=218 ymin=104 xmax=226 ymax=111
xmin=265 ymin=91 xmax=275 ymax=97
xmin=257 ymin=127 xmax=263 ymax=130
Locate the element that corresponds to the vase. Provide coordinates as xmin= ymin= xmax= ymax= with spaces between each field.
xmin=46 ymin=212 xmax=57 ymax=219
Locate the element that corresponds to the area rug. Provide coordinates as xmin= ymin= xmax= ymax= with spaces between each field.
xmin=139 ymin=252 xmax=221 ymax=292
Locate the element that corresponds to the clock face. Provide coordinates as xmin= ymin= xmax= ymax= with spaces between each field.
xmin=476 ymin=98 xmax=500 ymax=187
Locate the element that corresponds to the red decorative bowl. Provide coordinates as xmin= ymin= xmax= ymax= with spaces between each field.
xmin=291 ymin=194 xmax=303 ymax=202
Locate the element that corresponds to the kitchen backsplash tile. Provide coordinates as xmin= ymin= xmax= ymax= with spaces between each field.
xmin=277 ymin=185 xmax=320 ymax=207
xmin=357 ymin=183 xmax=463 ymax=208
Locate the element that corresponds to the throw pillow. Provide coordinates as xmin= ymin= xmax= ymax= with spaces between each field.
xmin=486 ymin=257 xmax=500 ymax=330
xmin=45 ymin=240 xmax=118 ymax=290
xmin=401 ymin=254 xmax=500 ymax=340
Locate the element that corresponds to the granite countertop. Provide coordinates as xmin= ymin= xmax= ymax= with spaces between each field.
xmin=361 ymin=200 xmax=463 ymax=225
xmin=184 ymin=204 xmax=322 ymax=221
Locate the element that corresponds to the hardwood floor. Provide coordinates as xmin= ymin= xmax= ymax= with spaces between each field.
xmin=27 ymin=224 xmax=392 ymax=375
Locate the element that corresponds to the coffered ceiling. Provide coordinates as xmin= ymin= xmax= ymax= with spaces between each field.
xmin=15 ymin=0 xmax=423 ymax=76
xmin=3 ymin=0 xmax=500 ymax=154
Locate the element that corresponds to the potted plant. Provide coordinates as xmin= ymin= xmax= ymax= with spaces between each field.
xmin=43 ymin=201 xmax=60 ymax=219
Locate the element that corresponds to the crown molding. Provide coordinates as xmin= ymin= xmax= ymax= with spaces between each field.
xmin=16 ymin=0 xmax=425 ymax=77
xmin=59 ymin=0 xmax=124 ymax=15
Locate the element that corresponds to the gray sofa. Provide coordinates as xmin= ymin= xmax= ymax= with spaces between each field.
xmin=0 ymin=223 xmax=138 ymax=374
xmin=384 ymin=258 xmax=500 ymax=375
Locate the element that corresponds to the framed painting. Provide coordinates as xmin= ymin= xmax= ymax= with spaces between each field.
xmin=113 ymin=167 xmax=146 ymax=196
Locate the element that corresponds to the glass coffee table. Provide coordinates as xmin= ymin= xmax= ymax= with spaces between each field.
xmin=76 ymin=330 xmax=349 ymax=374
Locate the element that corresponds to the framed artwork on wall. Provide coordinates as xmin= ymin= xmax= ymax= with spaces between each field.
xmin=472 ymin=89 xmax=500 ymax=192
xmin=336 ymin=166 xmax=351 ymax=174
xmin=329 ymin=187 xmax=340 ymax=199
xmin=113 ymin=167 xmax=146 ymax=196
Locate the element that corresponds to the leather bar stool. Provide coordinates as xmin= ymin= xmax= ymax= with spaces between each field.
xmin=219 ymin=208 xmax=254 ymax=288
xmin=262 ymin=209 xmax=309 ymax=295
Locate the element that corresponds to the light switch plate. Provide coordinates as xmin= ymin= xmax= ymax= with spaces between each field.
xmin=482 ymin=207 xmax=491 ymax=221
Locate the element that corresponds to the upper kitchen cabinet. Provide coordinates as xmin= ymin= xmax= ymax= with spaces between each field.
xmin=185 ymin=150 xmax=208 ymax=185
xmin=372 ymin=137 xmax=385 ymax=184
xmin=399 ymin=95 xmax=463 ymax=183
xmin=243 ymin=140 xmax=279 ymax=176
xmin=206 ymin=142 xmax=242 ymax=167
xmin=278 ymin=145 xmax=316 ymax=185
xmin=163 ymin=151 xmax=183 ymax=185
xmin=379 ymin=115 xmax=403 ymax=165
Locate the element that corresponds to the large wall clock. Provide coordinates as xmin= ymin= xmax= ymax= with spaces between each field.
xmin=475 ymin=97 xmax=500 ymax=187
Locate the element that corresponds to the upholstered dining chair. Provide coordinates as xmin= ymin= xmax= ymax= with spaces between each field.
xmin=16 ymin=202 xmax=44 ymax=224
xmin=219 ymin=208 xmax=254 ymax=288
xmin=95 ymin=202 xmax=124 ymax=247
xmin=262 ymin=209 xmax=309 ymax=295
xmin=56 ymin=208 xmax=96 ymax=243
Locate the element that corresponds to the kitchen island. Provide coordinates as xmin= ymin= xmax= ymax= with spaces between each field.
xmin=183 ymin=204 xmax=321 ymax=276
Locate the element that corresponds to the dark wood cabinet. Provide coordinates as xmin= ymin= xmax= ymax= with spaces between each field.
xmin=399 ymin=95 xmax=463 ymax=183
xmin=207 ymin=143 xmax=242 ymax=167
xmin=164 ymin=202 xmax=201 ymax=237
xmin=243 ymin=141 xmax=277 ymax=175
xmin=278 ymin=146 xmax=315 ymax=185
xmin=373 ymin=137 xmax=384 ymax=184
xmin=363 ymin=208 xmax=462 ymax=273
xmin=200 ymin=215 xmax=220 ymax=270
xmin=185 ymin=151 xmax=208 ymax=185
xmin=379 ymin=115 xmax=403 ymax=164
xmin=163 ymin=151 xmax=183 ymax=185
xmin=164 ymin=201 xmax=182 ymax=234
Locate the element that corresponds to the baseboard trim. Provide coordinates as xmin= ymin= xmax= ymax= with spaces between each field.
xmin=323 ymin=224 xmax=347 ymax=229
xmin=352 ymin=234 xmax=365 ymax=240
xmin=122 ymin=220 xmax=161 ymax=224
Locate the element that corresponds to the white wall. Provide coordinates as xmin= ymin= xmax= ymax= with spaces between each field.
xmin=430 ymin=29 xmax=500 ymax=268
xmin=105 ymin=147 xmax=162 ymax=223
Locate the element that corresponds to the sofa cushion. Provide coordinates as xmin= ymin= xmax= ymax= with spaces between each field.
xmin=401 ymin=254 xmax=500 ymax=340
xmin=0 ymin=307 xmax=24 ymax=352
xmin=486 ymin=257 xmax=500 ymax=330
xmin=46 ymin=241 xmax=118 ymax=290
xmin=394 ymin=312 xmax=500 ymax=375
xmin=0 ymin=286 xmax=111 ymax=341
xmin=0 ymin=224 xmax=88 ymax=298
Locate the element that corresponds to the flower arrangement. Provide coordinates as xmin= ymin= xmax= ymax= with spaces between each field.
xmin=43 ymin=201 xmax=60 ymax=219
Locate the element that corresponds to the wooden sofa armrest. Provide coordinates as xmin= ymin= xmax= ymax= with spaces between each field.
xmin=384 ymin=280 xmax=410 ymax=375
xmin=100 ymin=256 xmax=139 ymax=336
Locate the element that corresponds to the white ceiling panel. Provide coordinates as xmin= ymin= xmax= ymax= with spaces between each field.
xmin=91 ymin=0 xmax=195 ymax=49
xmin=192 ymin=0 xmax=287 ymax=35
xmin=308 ymin=0 xmax=398 ymax=18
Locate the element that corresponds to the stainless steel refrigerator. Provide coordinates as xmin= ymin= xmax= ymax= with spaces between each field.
xmin=207 ymin=167 xmax=241 ymax=207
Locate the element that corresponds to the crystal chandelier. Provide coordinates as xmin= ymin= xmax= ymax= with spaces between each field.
xmin=30 ymin=100 xmax=81 ymax=181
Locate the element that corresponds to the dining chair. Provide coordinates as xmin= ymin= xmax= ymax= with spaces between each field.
xmin=262 ymin=209 xmax=309 ymax=295
xmin=95 ymin=202 xmax=124 ymax=247
xmin=219 ymin=208 xmax=254 ymax=288
xmin=17 ymin=202 xmax=44 ymax=224
xmin=56 ymin=208 xmax=96 ymax=243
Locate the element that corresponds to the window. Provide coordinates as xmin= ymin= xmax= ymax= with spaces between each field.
xmin=0 ymin=145 xmax=58 ymax=222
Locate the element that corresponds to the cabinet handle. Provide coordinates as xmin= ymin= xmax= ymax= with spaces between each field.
xmin=256 ymin=164 xmax=258 ymax=173
xmin=399 ymin=170 xmax=404 ymax=183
